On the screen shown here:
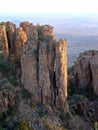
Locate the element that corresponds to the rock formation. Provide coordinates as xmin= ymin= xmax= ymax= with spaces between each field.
xmin=21 ymin=24 xmax=68 ymax=112
xmin=0 ymin=21 xmax=98 ymax=130
xmin=20 ymin=21 xmax=32 ymax=36
xmin=0 ymin=22 xmax=28 ymax=61
xmin=90 ymin=52 xmax=98 ymax=95
xmin=6 ymin=21 xmax=16 ymax=52
xmin=14 ymin=27 xmax=27 ymax=60
xmin=55 ymin=39 xmax=68 ymax=111
xmin=0 ymin=25 xmax=9 ymax=57
xmin=0 ymin=72 xmax=18 ymax=112
xmin=76 ymin=50 xmax=98 ymax=95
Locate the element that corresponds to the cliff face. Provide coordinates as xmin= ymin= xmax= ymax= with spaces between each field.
xmin=0 ymin=22 xmax=27 ymax=61
xmin=0 ymin=21 xmax=98 ymax=130
xmin=6 ymin=22 xmax=16 ymax=52
xmin=20 ymin=21 xmax=32 ymax=36
xmin=90 ymin=52 xmax=98 ymax=95
xmin=55 ymin=40 xmax=68 ymax=111
xmin=76 ymin=50 xmax=98 ymax=95
xmin=21 ymin=24 xmax=68 ymax=112
xmin=14 ymin=27 xmax=27 ymax=60
xmin=0 ymin=25 xmax=9 ymax=57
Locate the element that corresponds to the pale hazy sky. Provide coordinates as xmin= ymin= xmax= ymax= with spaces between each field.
xmin=0 ymin=0 xmax=98 ymax=14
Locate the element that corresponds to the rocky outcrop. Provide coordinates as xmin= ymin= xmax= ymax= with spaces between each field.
xmin=0 ymin=72 xmax=19 ymax=112
xmin=0 ymin=21 xmax=68 ymax=112
xmin=55 ymin=39 xmax=68 ymax=111
xmin=0 ymin=22 xmax=28 ymax=61
xmin=6 ymin=21 xmax=16 ymax=52
xmin=90 ymin=52 xmax=98 ymax=95
xmin=14 ymin=27 xmax=27 ymax=60
xmin=38 ymin=25 xmax=56 ymax=105
xmin=20 ymin=21 xmax=32 ymax=36
xmin=0 ymin=25 xmax=9 ymax=57
xmin=76 ymin=50 xmax=98 ymax=95
xmin=21 ymin=24 xmax=68 ymax=112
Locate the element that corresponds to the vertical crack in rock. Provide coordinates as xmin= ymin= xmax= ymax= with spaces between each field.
xmin=39 ymin=41 xmax=51 ymax=104
xmin=0 ymin=25 xmax=9 ymax=57
xmin=6 ymin=22 xmax=16 ymax=53
xmin=21 ymin=25 xmax=40 ymax=103
xmin=21 ymin=24 xmax=68 ymax=112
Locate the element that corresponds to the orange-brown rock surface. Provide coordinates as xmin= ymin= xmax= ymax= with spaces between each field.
xmin=21 ymin=24 xmax=68 ymax=112
xmin=6 ymin=21 xmax=16 ymax=52
xmin=20 ymin=21 xmax=32 ymax=36
xmin=21 ymin=25 xmax=39 ymax=103
xmin=55 ymin=39 xmax=68 ymax=111
xmin=0 ymin=25 xmax=9 ymax=57
xmin=76 ymin=50 xmax=98 ymax=95
xmin=14 ymin=27 xmax=27 ymax=60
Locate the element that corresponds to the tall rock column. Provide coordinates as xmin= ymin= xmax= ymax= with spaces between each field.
xmin=55 ymin=39 xmax=68 ymax=112
xmin=14 ymin=27 xmax=27 ymax=60
xmin=75 ymin=50 xmax=98 ymax=96
xmin=76 ymin=52 xmax=93 ymax=88
xmin=0 ymin=25 xmax=9 ymax=57
xmin=90 ymin=52 xmax=98 ymax=95
xmin=39 ymin=25 xmax=56 ymax=105
xmin=6 ymin=22 xmax=16 ymax=52
xmin=21 ymin=24 xmax=68 ymax=112
xmin=39 ymin=42 xmax=51 ymax=104
xmin=21 ymin=26 xmax=40 ymax=103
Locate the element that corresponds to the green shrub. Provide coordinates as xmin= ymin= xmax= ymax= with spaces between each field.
xmin=45 ymin=121 xmax=54 ymax=130
xmin=14 ymin=121 xmax=34 ymax=130
xmin=59 ymin=114 xmax=66 ymax=121
xmin=0 ymin=44 xmax=3 ymax=50
xmin=60 ymin=112 xmax=73 ymax=121
xmin=79 ymin=125 xmax=84 ymax=130
xmin=0 ymin=112 xmax=4 ymax=120
xmin=22 ymin=88 xmax=33 ymax=99
xmin=0 ymin=22 xmax=5 ymax=26
xmin=19 ymin=121 xmax=29 ymax=130
xmin=32 ymin=49 xmax=39 ymax=58
xmin=68 ymin=65 xmax=75 ymax=75
xmin=39 ymin=36 xmax=45 ymax=42
xmin=0 ymin=55 xmax=10 ymax=74
xmin=94 ymin=122 xmax=98 ymax=130
xmin=0 ymin=125 xmax=5 ymax=130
